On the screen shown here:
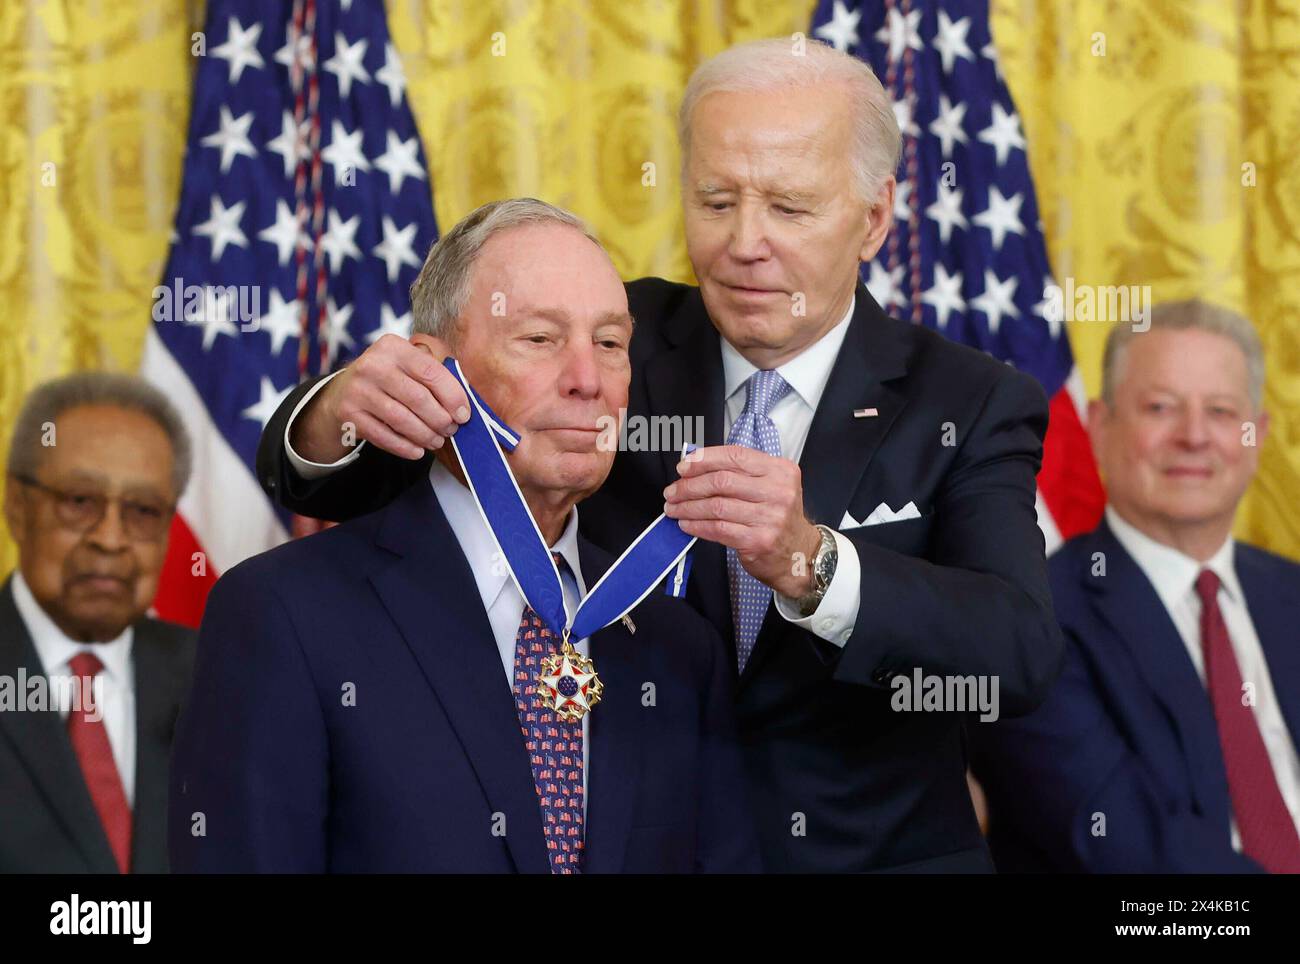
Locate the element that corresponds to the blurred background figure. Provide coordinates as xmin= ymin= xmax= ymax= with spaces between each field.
xmin=974 ymin=302 xmax=1300 ymax=873
xmin=0 ymin=373 xmax=195 ymax=873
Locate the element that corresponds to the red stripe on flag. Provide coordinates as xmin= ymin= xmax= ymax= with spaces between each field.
xmin=152 ymin=513 xmax=218 ymax=628
xmin=1039 ymin=388 xmax=1105 ymax=540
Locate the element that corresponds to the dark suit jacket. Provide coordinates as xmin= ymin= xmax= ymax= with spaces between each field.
xmin=168 ymin=475 xmax=758 ymax=872
xmin=255 ymin=278 xmax=1064 ymax=872
xmin=0 ymin=575 xmax=195 ymax=873
xmin=972 ymin=519 xmax=1300 ymax=873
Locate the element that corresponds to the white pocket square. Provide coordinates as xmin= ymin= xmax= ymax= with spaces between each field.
xmin=840 ymin=501 xmax=922 ymax=529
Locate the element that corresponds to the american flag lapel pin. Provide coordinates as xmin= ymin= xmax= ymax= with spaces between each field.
xmin=854 ymin=407 xmax=879 ymax=418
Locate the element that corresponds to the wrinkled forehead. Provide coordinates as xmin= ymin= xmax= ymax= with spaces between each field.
xmin=1118 ymin=328 xmax=1253 ymax=400
xmin=35 ymin=406 xmax=175 ymax=492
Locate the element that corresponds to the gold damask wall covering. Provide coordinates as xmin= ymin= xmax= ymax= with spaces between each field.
xmin=0 ymin=0 xmax=1296 ymax=576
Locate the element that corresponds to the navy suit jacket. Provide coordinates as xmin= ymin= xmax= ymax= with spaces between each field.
xmin=255 ymin=279 xmax=1064 ymax=872
xmin=168 ymin=476 xmax=758 ymax=873
xmin=972 ymin=518 xmax=1300 ymax=873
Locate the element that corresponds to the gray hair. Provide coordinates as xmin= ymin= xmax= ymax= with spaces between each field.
xmin=1101 ymin=300 xmax=1266 ymax=410
xmin=409 ymin=197 xmax=603 ymax=339
xmin=7 ymin=372 xmax=193 ymax=497
xmin=678 ymin=37 xmax=902 ymax=202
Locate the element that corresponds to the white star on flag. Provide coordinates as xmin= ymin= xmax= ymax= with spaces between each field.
xmin=373 ymin=216 xmax=421 ymax=282
xmin=258 ymin=289 xmax=302 ymax=356
xmin=875 ymin=7 xmax=922 ymax=63
xmin=933 ymin=11 xmax=975 ymax=74
xmin=814 ymin=1 xmax=862 ymax=52
xmin=184 ymin=285 xmax=240 ymax=350
xmin=192 ymin=194 xmax=248 ymax=261
xmin=321 ymin=119 xmax=371 ymax=185
xmin=922 ymin=264 xmax=965 ymax=329
xmin=319 ymin=209 xmax=363 ymax=274
xmin=368 ymin=304 xmax=413 ymax=344
xmin=266 ymin=110 xmax=309 ymax=178
xmin=866 ymin=261 xmax=906 ymax=311
xmin=323 ymin=297 xmax=356 ymax=364
xmin=211 ymin=17 xmax=264 ymax=83
xmin=978 ymin=102 xmax=1027 ymax=166
xmin=926 ymin=181 xmax=968 ymax=244
xmin=242 ymin=377 xmax=293 ymax=429
xmin=258 ymin=199 xmax=312 ymax=267
xmin=374 ymin=131 xmax=426 ymax=194
xmin=200 ymin=105 xmax=258 ymax=173
xmin=970 ymin=269 xmax=1019 ymax=333
xmin=273 ymin=25 xmax=314 ymax=72
xmin=929 ymin=95 xmax=969 ymax=158
xmin=324 ymin=32 xmax=370 ymax=98
xmin=972 ymin=186 xmax=1026 ymax=250
xmin=375 ymin=42 xmax=407 ymax=108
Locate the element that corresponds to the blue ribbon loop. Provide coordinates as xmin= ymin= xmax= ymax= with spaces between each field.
xmin=443 ymin=357 xmax=695 ymax=639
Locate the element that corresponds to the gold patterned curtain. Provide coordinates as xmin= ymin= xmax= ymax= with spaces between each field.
xmin=992 ymin=0 xmax=1300 ymax=558
xmin=1 ymin=0 xmax=1296 ymax=576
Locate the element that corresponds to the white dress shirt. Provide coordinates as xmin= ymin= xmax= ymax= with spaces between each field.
xmin=286 ymin=298 xmax=864 ymax=646
xmin=428 ymin=459 xmax=590 ymax=803
xmin=720 ymin=297 xmax=862 ymax=647
xmin=11 ymin=571 xmax=137 ymax=807
xmin=1105 ymin=505 xmax=1300 ymax=848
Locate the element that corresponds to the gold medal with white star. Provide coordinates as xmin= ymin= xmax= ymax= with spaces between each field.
xmin=536 ymin=634 xmax=603 ymax=722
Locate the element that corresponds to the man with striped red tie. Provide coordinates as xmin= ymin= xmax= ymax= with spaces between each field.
xmin=0 ymin=373 xmax=195 ymax=873
xmin=974 ymin=301 xmax=1300 ymax=873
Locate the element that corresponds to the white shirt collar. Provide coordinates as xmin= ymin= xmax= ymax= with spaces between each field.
xmin=10 ymin=569 xmax=134 ymax=679
xmin=1105 ymin=505 xmax=1242 ymax=609
xmin=428 ymin=459 xmax=587 ymax=616
xmin=721 ymin=295 xmax=855 ymax=410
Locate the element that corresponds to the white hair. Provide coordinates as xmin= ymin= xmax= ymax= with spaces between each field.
xmin=410 ymin=197 xmax=603 ymax=340
xmin=678 ymin=37 xmax=902 ymax=202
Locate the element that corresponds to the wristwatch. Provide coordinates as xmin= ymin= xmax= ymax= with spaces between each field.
xmin=796 ymin=524 xmax=838 ymax=617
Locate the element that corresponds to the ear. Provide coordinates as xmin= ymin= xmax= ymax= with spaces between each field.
xmin=409 ymin=332 xmax=452 ymax=361
xmin=859 ymin=176 xmax=896 ymax=263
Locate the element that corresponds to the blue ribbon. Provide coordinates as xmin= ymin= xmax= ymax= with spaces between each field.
xmin=443 ymin=357 xmax=695 ymax=639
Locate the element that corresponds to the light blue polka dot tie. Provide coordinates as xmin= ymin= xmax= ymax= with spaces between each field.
xmin=726 ymin=369 xmax=792 ymax=672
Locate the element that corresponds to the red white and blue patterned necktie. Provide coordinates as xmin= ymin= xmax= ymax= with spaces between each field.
xmin=726 ymin=368 xmax=793 ymax=671
xmin=513 ymin=595 xmax=585 ymax=873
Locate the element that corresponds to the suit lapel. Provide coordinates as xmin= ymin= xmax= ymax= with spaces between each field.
xmin=368 ymin=480 xmax=550 ymax=874
xmin=129 ymin=627 xmax=177 ymax=874
xmin=644 ymin=293 xmax=733 ymax=650
xmin=798 ymin=284 xmax=911 ymax=529
xmin=1083 ymin=524 xmax=1233 ymax=827
xmin=740 ymin=287 xmax=912 ymax=688
xmin=0 ymin=577 xmax=118 ymax=872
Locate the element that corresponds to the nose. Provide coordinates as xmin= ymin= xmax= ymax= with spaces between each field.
xmin=727 ymin=201 xmax=771 ymax=262
xmin=557 ymin=340 xmax=601 ymax=401
xmin=84 ymin=500 xmax=130 ymax=553
xmin=1175 ymin=407 xmax=1211 ymax=449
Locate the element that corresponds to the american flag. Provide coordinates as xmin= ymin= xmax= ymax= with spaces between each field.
xmin=143 ymin=0 xmax=438 ymax=626
xmin=811 ymin=0 xmax=1105 ymax=551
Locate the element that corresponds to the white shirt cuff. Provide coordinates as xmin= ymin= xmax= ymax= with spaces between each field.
xmin=774 ymin=528 xmax=861 ymax=647
xmin=284 ymin=369 xmax=368 ymax=480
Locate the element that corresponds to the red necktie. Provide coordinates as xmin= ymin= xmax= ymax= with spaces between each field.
xmin=66 ymin=651 xmax=132 ymax=873
xmin=1196 ymin=569 xmax=1300 ymax=873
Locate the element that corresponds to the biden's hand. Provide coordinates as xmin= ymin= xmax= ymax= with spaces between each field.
xmin=663 ymin=444 xmax=821 ymax=599
xmin=289 ymin=333 xmax=471 ymax=463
